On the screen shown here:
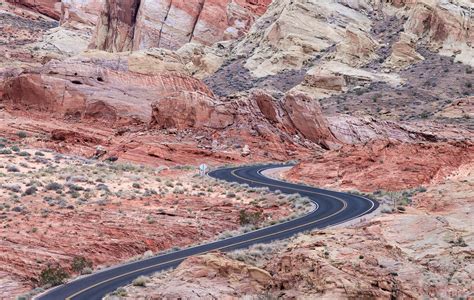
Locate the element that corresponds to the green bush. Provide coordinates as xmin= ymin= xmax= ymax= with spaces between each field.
xmin=239 ymin=210 xmax=263 ymax=226
xmin=45 ymin=182 xmax=63 ymax=191
xmin=17 ymin=131 xmax=28 ymax=139
xmin=39 ymin=265 xmax=69 ymax=286
xmin=71 ymin=256 xmax=93 ymax=274
xmin=23 ymin=186 xmax=37 ymax=196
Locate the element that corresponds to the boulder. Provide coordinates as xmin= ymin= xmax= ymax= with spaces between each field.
xmin=249 ymin=90 xmax=340 ymax=149
xmin=386 ymin=33 xmax=425 ymax=69
xmin=280 ymin=92 xmax=339 ymax=149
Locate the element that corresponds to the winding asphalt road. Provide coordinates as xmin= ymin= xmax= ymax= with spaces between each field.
xmin=36 ymin=164 xmax=378 ymax=300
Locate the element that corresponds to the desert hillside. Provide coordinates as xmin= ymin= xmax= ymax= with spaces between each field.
xmin=0 ymin=0 xmax=472 ymax=299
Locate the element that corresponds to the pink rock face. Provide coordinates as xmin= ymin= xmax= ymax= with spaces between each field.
xmin=151 ymin=91 xmax=235 ymax=130
xmin=280 ymin=92 xmax=339 ymax=150
xmin=249 ymin=90 xmax=340 ymax=150
xmin=7 ymin=0 xmax=61 ymax=19
xmin=61 ymin=0 xmax=104 ymax=26
xmin=285 ymin=140 xmax=474 ymax=192
xmin=3 ymin=58 xmax=214 ymax=126
xmin=91 ymin=0 xmax=271 ymax=52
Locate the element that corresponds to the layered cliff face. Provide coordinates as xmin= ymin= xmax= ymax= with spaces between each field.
xmin=6 ymin=0 xmax=62 ymax=19
xmin=90 ymin=0 xmax=271 ymax=52
xmin=3 ymin=50 xmax=212 ymax=126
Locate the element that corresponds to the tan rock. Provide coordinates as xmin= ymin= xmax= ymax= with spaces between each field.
xmin=386 ymin=32 xmax=425 ymax=69
xmin=235 ymin=0 xmax=373 ymax=77
xmin=435 ymin=96 xmax=474 ymax=119
xmin=114 ymin=253 xmax=272 ymax=299
xmin=335 ymin=27 xmax=379 ymax=67
xmin=176 ymin=42 xmax=228 ymax=79
xmin=403 ymin=0 xmax=474 ymax=66
xmin=60 ymin=0 xmax=104 ymax=28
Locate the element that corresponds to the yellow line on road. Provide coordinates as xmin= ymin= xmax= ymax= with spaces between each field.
xmin=65 ymin=167 xmax=351 ymax=300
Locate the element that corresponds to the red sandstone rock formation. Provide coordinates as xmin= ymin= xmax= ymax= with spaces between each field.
xmin=6 ymin=0 xmax=61 ymax=19
xmin=2 ymin=54 xmax=214 ymax=126
xmin=91 ymin=0 xmax=271 ymax=52
xmin=285 ymin=140 xmax=474 ymax=192
xmin=151 ymin=91 xmax=235 ymax=130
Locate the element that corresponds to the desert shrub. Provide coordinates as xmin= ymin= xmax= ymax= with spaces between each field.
xmin=68 ymin=184 xmax=84 ymax=191
xmin=165 ymin=181 xmax=174 ymax=188
xmin=39 ymin=265 xmax=69 ymax=286
xmin=23 ymin=186 xmax=37 ymax=196
xmin=419 ymin=112 xmax=430 ymax=119
xmin=71 ymin=256 xmax=93 ymax=274
xmin=226 ymin=192 xmax=236 ymax=198
xmin=132 ymin=182 xmax=141 ymax=189
xmin=239 ymin=209 xmax=263 ymax=226
xmin=4 ymin=184 xmax=21 ymax=193
xmin=45 ymin=182 xmax=63 ymax=191
xmin=11 ymin=146 xmax=20 ymax=152
xmin=17 ymin=131 xmax=28 ymax=139
xmin=146 ymin=215 xmax=155 ymax=224
xmin=35 ymin=151 xmax=45 ymax=156
xmin=18 ymin=151 xmax=30 ymax=157
xmin=7 ymin=165 xmax=20 ymax=172
xmin=416 ymin=186 xmax=427 ymax=193
xmin=0 ymin=149 xmax=12 ymax=154
xmin=111 ymin=287 xmax=127 ymax=297
xmin=132 ymin=276 xmax=148 ymax=287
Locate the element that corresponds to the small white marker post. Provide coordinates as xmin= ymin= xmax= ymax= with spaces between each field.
xmin=199 ymin=163 xmax=208 ymax=176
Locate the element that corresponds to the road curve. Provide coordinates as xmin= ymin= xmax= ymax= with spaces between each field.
xmin=36 ymin=164 xmax=378 ymax=300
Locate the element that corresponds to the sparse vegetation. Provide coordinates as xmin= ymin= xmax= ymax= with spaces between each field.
xmin=17 ymin=131 xmax=28 ymax=139
xmin=39 ymin=265 xmax=69 ymax=286
xmin=132 ymin=275 xmax=148 ymax=287
xmin=71 ymin=256 xmax=93 ymax=274
xmin=239 ymin=209 xmax=263 ymax=226
xmin=45 ymin=182 xmax=63 ymax=191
